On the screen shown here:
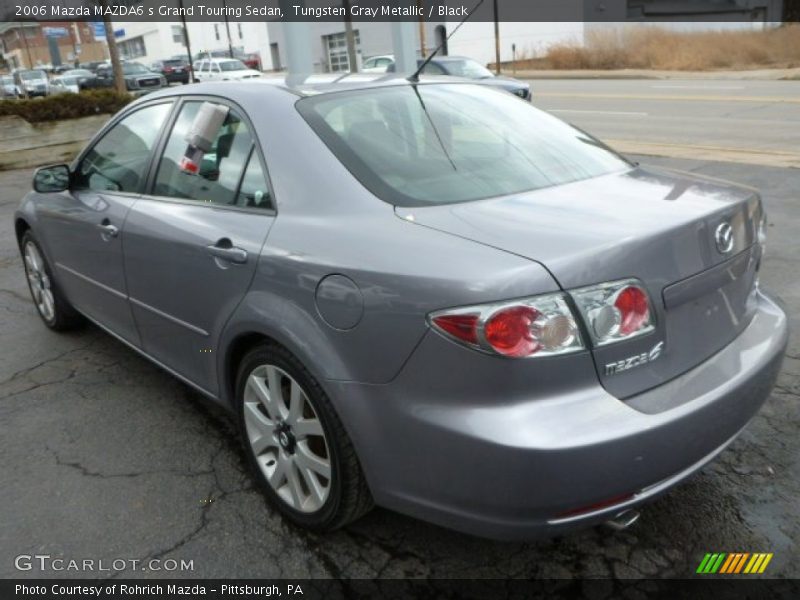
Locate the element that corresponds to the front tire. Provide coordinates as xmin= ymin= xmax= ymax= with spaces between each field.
xmin=20 ymin=231 xmax=84 ymax=331
xmin=236 ymin=343 xmax=373 ymax=531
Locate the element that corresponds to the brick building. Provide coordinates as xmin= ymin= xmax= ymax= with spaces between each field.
xmin=0 ymin=22 xmax=108 ymax=70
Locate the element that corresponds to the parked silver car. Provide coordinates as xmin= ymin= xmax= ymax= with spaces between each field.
xmin=14 ymin=77 xmax=787 ymax=539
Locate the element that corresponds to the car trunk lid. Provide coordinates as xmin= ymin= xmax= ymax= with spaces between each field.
xmin=397 ymin=166 xmax=763 ymax=399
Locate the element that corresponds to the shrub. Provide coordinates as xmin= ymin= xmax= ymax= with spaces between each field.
xmin=0 ymin=89 xmax=132 ymax=123
xmin=532 ymin=24 xmax=800 ymax=71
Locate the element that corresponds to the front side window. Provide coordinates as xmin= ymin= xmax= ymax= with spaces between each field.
xmin=298 ymin=84 xmax=631 ymax=207
xmin=154 ymin=101 xmax=270 ymax=209
xmin=443 ymin=59 xmax=493 ymax=79
xmin=74 ymin=102 xmax=172 ymax=193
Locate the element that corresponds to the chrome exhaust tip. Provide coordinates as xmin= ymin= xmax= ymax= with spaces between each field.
xmin=605 ymin=508 xmax=641 ymax=531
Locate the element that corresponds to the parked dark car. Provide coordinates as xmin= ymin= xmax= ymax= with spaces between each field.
xmin=151 ymin=58 xmax=191 ymax=84
xmin=80 ymin=61 xmax=108 ymax=73
xmin=389 ymin=55 xmax=531 ymax=100
xmin=59 ymin=69 xmax=98 ymax=91
xmin=15 ymin=76 xmax=786 ymax=540
xmin=94 ymin=62 xmax=166 ymax=95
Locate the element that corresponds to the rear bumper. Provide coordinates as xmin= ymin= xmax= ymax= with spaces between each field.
xmin=327 ymin=290 xmax=788 ymax=540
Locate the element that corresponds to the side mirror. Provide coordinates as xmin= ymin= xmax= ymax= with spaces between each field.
xmin=33 ymin=164 xmax=70 ymax=193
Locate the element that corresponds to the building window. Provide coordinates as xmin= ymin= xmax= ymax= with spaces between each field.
xmin=324 ymin=30 xmax=360 ymax=72
xmin=171 ymin=25 xmax=184 ymax=44
xmin=118 ymin=35 xmax=147 ymax=59
xmin=237 ymin=23 xmax=243 ymax=39
xmin=214 ymin=24 xmax=220 ymax=41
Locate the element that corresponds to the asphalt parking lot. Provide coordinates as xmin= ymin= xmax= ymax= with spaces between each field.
xmin=1 ymin=153 xmax=798 ymax=580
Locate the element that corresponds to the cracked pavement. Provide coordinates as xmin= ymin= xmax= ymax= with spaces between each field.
xmin=0 ymin=157 xmax=798 ymax=580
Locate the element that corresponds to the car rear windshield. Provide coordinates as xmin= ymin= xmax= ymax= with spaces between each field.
xmin=220 ymin=60 xmax=247 ymax=71
xmin=297 ymin=83 xmax=631 ymax=207
xmin=19 ymin=71 xmax=46 ymax=80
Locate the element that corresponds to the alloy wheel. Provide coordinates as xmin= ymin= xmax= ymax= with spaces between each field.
xmin=243 ymin=364 xmax=332 ymax=513
xmin=23 ymin=241 xmax=55 ymax=322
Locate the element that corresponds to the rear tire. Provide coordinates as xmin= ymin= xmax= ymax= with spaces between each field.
xmin=235 ymin=343 xmax=373 ymax=531
xmin=20 ymin=231 xmax=84 ymax=331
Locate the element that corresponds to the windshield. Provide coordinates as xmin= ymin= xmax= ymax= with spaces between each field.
xmin=443 ymin=59 xmax=493 ymax=79
xmin=19 ymin=71 xmax=47 ymax=81
xmin=65 ymin=70 xmax=92 ymax=77
xmin=297 ymin=84 xmax=631 ymax=207
xmin=219 ymin=60 xmax=247 ymax=71
xmin=123 ymin=63 xmax=149 ymax=75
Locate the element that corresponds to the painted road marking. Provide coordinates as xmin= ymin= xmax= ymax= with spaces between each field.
xmin=535 ymin=92 xmax=800 ymax=103
xmin=550 ymin=109 xmax=649 ymax=116
xmin=651 ymin=85 xmax=745 ymax=90
xmin=607 ymin=139 xmax=800 ymax=168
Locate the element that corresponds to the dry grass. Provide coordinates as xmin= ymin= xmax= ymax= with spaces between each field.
xmin=519 ymin=25 xmax=800 ymax=71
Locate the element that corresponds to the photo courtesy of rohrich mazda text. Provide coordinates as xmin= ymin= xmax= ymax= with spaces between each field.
xmin=15 ymin=72 xmax=788 ymax=540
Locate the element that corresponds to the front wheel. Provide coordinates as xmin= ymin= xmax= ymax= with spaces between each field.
xmin=20 ymin=232 xmax=84 ymax=331
xmin=236 ymin=343 xmax=373 ymax=531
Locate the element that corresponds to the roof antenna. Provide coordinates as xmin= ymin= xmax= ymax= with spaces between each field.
xmin=407 ymin=0 xmax=486 ymax=83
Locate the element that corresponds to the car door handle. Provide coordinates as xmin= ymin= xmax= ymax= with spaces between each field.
xmin=98 ymin=221 xmax=118 ymax=239
xmin=206 ymin=241 xmax=248 ymax=264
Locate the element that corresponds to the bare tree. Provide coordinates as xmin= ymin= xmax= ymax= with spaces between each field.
xmin=99 ymin=0 xmax=126 ymax=94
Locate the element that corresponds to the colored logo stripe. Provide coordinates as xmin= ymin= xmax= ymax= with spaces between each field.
xmin=697 ymin=552 xmax=773 ymax=574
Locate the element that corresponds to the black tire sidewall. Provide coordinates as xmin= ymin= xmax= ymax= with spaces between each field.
xmin=235 ymin=345 xmax=345 ymax=530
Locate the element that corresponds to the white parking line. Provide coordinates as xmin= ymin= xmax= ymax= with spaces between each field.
xmin=549 ymin=109 xmax=649 ymax=116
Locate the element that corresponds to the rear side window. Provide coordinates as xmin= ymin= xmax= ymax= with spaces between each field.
xmin=297 ymin=84 xmax=631 ymax=207
xmin=74 ymin=102 xmax=172 ymax=193
xmin=154 ymin=101 xmax=271 ymax=209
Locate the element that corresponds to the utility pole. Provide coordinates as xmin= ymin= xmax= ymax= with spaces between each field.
xmin=417 ymin=0 xmax=426 ymax=57
xmin=341 ymin=0 xmax=358 ymax=72
xmin=222 ymin=0 xmax=234 ymax=58
xmin=178 ymin=0 xmax=195 ymax=81
xmin=20 ymin=23 xmax=34 ymax=69
xmin=493 ymin=0 xmax=500 ymax=74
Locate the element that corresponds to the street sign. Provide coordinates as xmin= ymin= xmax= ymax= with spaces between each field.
xmin=114 ymin=29 xmax=125 ymax=38
xmin=92 ymin=22 xmax=105 ymax=41
xmin=42 ymin=27 xmax=68 ymax=38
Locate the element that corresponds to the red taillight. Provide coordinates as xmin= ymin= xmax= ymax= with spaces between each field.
xmin=164 ymin=66 xmax=174 ymax=73
xmin=484 ymin=306 xmax=541 ymax=357
xmin=432 ymin=314 xmax=479 ymax=345
xmin=614 ymin=286 xmax=650 ymax=335
xmin=570 ymin=279 xmax=654 ymax=346
xmin=429 ymin=293 xmax=583 ymax=359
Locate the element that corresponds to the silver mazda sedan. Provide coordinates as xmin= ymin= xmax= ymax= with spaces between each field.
xmin=14 ymin=77 xmax=788 ymax=539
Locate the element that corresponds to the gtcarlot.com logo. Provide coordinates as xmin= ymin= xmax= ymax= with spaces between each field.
xmin=15 ymin=554 xmax=194 ymax=573
xmin=696 ymin=552 xmax=773 ymax=574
